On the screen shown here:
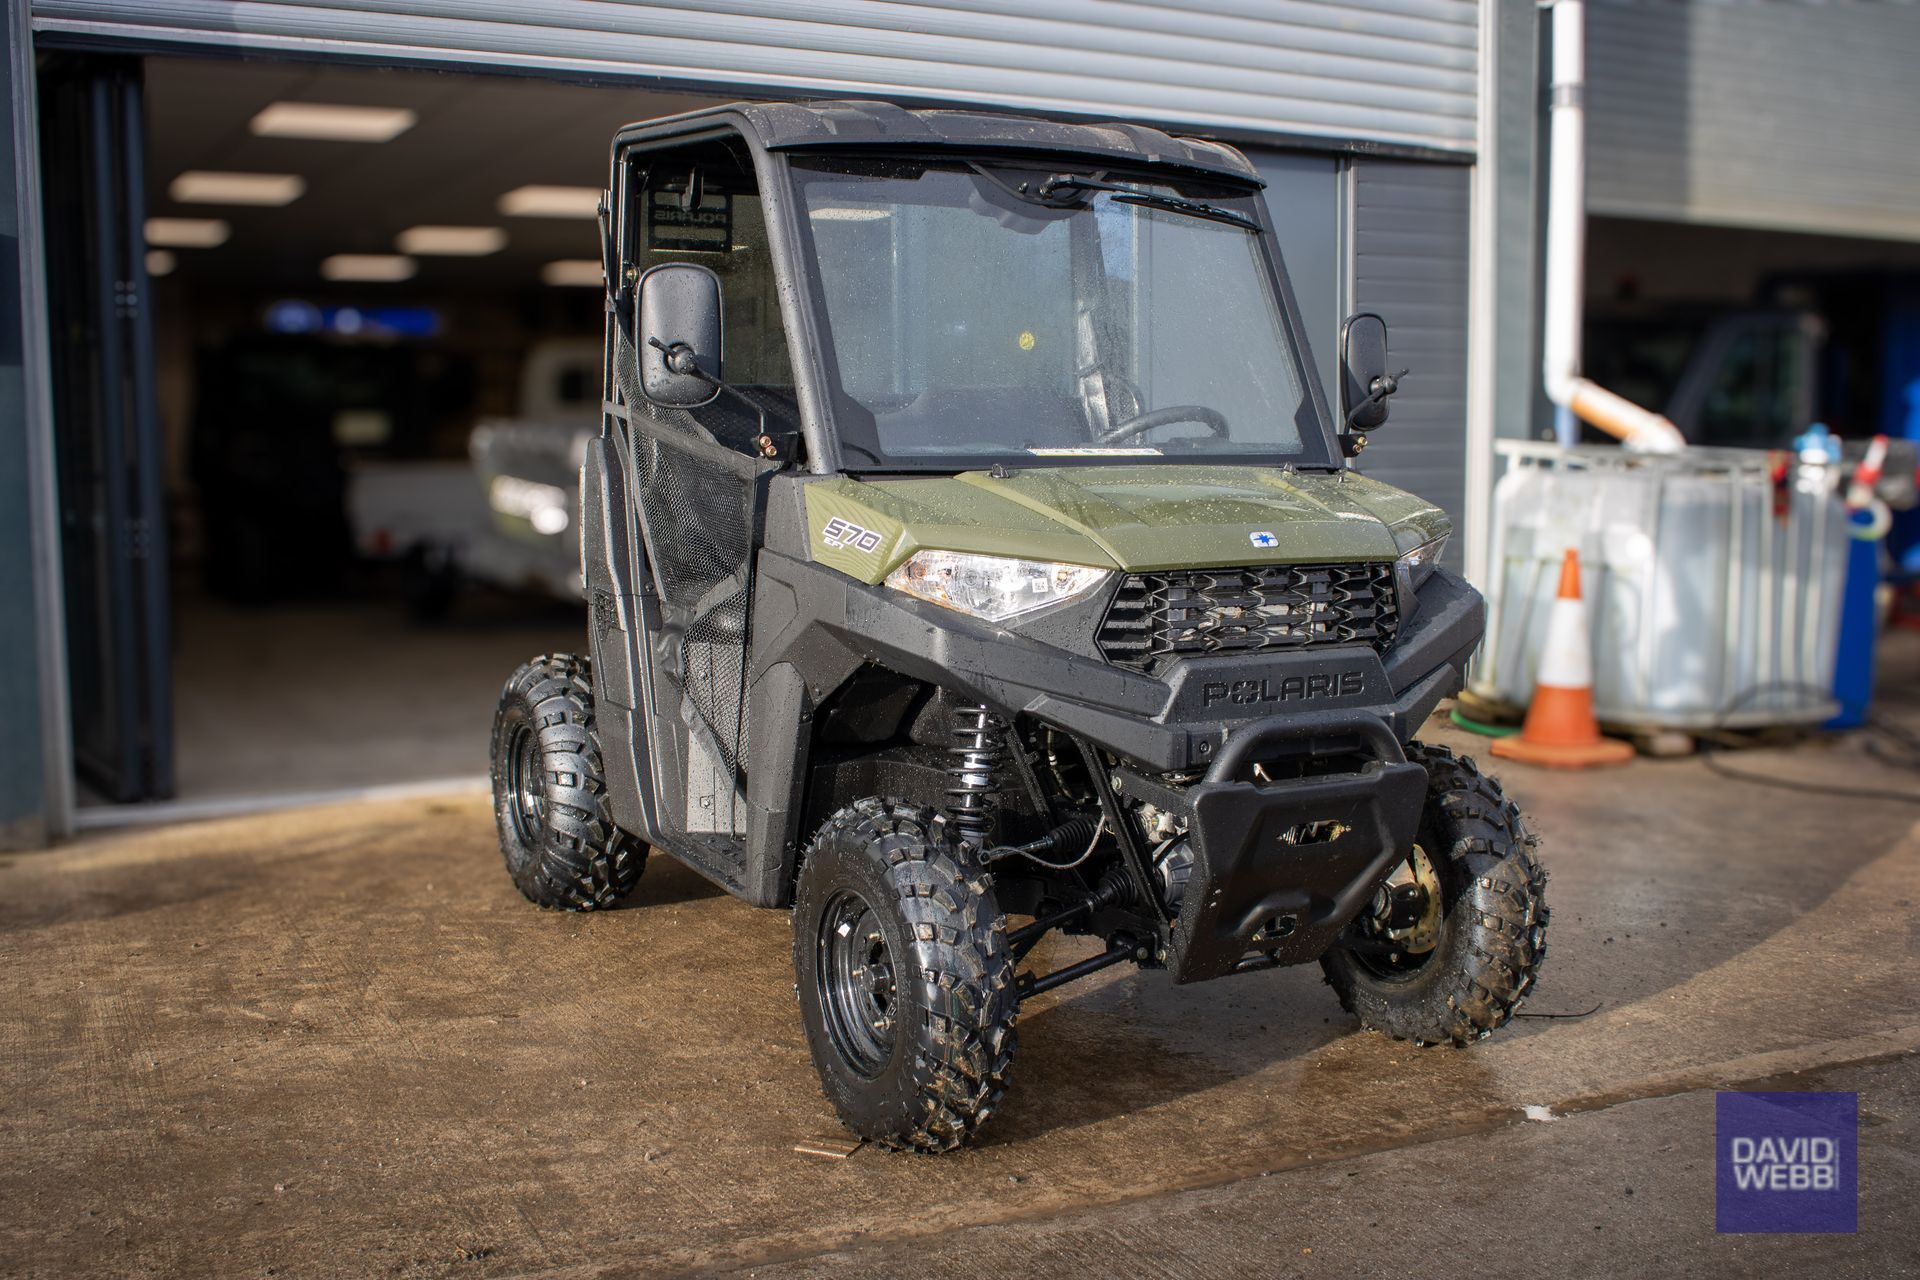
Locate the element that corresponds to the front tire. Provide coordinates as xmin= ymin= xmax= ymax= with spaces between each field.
xmin=490 ymin=654 xmax=644 ymax=910
xmin=793 ymin=799 xmax=1018 ymax=1152
xmin=1320 ymin=742 xmax=1548 ymax=1045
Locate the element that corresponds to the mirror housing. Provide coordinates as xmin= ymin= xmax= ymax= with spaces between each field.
xmin=637 ymin=263 xmax=723 ymax=408
xmin=595 ymin=188 xmax=617 ymax=302
xmin=1339 ymin=311 xmax=1395 ymax=432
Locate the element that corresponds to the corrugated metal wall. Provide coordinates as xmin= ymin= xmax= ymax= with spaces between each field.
xmin=1587 ymin=0 xmax=1920 ymax=242
xmin=33 ymin=0 xmax=1481 ymax=154
xmin=1246 ymin=148 xmax=1340 ymax=399
xmin=1348 ymin=159 xmax=1471 ymax=557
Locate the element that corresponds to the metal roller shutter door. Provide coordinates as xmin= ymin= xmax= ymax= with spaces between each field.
xmin=1586 ymin=0 xmax=1920 ymax=242
xmin=1349 ymin=158 xmax=1471 ymax=564
xmin=33 ymin=0 xmax=1480 ymax=155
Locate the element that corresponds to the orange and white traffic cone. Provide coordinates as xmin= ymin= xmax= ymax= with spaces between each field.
xmin=1491 ymin=548 xmax=1635 ymax=769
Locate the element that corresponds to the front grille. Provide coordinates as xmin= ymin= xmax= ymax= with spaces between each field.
xmin=1097 ymin=562 xmax=1399 ymax=669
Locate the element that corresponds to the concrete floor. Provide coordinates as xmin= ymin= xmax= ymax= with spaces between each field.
xmin=159 ymin=593 xmax=579 ymax=806
xmin=757 ymin=1054 xmax=1920 ymax=1280
xmin=8 ymin=642 xmax=1918 ymax=1277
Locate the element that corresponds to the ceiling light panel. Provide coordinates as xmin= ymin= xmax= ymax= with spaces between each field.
xmin=145 ymin=217 xmax=230 ymax=248
xmin=542 ymin=259 xmax=605 ymax=287
xmin=396 ymin=225 xmax=508 ymax=256
xmin=251 ymin=102 xmax=418 ymax=143
xmin=169 ymin=170 xmax=305 ymax=206
xmin=499 ymin=185 xmax=602 ymax=218
xmin=321 ymin=254 xmax=417 ymax=282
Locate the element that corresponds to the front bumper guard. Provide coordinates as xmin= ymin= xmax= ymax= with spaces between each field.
xmin=1115 ymin=711 xmax=1427 ymax=983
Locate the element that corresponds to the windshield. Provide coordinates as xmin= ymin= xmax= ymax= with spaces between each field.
xmin=791 ymin=156 xmax=1332 ymax=470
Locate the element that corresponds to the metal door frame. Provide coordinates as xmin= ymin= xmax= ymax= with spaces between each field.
xmin=8 ymin=0 xmax=74 ymax=836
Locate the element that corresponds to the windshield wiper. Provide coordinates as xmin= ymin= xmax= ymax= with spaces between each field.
xmin=1032 ymin=173 xmax=1261 ymax=234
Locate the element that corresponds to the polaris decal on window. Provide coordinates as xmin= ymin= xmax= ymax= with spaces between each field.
xmin=648 ymin=189 xmax=732 ymax=253
xmin=821 ymin=516 xmax=883 ymax=554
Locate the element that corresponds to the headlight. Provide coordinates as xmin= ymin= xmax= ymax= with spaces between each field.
xmin=1397 ymin=533 xmax=1448 ymax=589
xmin=884 ymin=550 xmax=1111 ymax=623
xmin=1393 ymin=533 xmax=1449 ymax=626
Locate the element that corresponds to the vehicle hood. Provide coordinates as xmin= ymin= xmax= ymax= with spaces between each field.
xmin=803 ymin=465 xmax=1449 ymax=584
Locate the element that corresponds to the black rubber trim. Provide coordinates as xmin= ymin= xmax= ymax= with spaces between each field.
xmin=615 ymin=100 xmax=1264 ymax=184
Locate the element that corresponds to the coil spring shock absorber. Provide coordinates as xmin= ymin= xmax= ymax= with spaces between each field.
xmin=946 ymin=703 xmax=1007 ymax=850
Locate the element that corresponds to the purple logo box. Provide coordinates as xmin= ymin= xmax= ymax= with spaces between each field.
xmin=1716 ymin=1092 xmax=1858 ymax=1234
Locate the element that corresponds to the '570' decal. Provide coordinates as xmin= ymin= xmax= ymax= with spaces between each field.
xmin=820 ymin=516 xmax=883 ymax=554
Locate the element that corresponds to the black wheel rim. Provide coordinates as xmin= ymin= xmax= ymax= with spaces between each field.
xmin=1352 ymin=843 xmax=1445 ymax=980
xmin=505 ymin=723 xmax=546 ymax=847
xmin=816 ymin=889 xmax=898 ymax=1077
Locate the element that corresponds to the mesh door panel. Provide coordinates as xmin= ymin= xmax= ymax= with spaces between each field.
xmin=631 ymin=429 xmax=755 ymax=775
xmin=613 ymin=339 xmax=779 ymax=841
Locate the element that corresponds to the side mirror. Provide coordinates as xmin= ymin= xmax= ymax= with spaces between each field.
xmin=637 ymin=263 xmax=723 ymax=408
xmin=1339 ymin=311 xmax=1398 ymax=433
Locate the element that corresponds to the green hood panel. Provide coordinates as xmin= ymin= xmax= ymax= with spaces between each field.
xmin=956 ymin=466 xmax=1447 ymax=570
xmin=803 ymin=466 xmax=1449 ymax=585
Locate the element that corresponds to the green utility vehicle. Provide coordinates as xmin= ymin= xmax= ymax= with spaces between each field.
xmin=490 ymin=101 xmax=1548 ymax=1151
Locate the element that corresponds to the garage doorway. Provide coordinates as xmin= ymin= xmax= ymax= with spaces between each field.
xmin=41 ymin=49 xmax=1437 ymax=827
xmin=46 ymin=52 xmax=731 ymax=820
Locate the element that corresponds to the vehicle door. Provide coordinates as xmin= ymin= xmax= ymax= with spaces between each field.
xmin=605 ymin=134 xmax=797 ymax=882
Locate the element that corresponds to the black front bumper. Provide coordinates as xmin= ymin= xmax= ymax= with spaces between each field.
xmin=1115 ymin=712 xmax=1427 ymax=983
xmin=746 ymin=548 xmax=1479 ymax=911
xmin=818 ymin=566 xmax=1483 ymax=775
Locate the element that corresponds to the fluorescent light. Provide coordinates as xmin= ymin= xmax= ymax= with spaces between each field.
xmin=541 ymin=259 xmax=605 ymax=287
xmin=809 ymin=206 xmax=891 ymax=221
xmin=145 ymin=217 xmax=230 ymax=248
xmin=251 ymin=102 xmax=417 ymax=143
xmin=498 ymin=185 xmax=602 ymax=218
xmin=396 ymin=225 xmax=507 ymax=256
xmin=321 ymin=254 xmax=416 ymax=282
xmin=169 ymin=170 xmax=305 ymax=206
xmin=145 ymin=250 xmax=176 ymax=277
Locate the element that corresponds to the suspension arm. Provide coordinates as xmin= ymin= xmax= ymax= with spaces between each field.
xmin=1005 ymin=864 xmax=1130 ymax=962
xmin=1017 ymin=937 xmax=1137 ymax=999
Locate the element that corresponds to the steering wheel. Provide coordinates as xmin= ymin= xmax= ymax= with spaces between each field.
xmin=1097 ymin=405 xmax=1229 ymax=445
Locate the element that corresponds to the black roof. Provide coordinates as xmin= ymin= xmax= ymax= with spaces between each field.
xmin=613 ymin=99 xmax=1261 ymax=186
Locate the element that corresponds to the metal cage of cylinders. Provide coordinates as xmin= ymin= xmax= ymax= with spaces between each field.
xmin=1473 ymin=442 xmax=1853 ymax=731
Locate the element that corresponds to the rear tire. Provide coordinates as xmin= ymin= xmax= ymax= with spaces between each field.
xmin=490 ymin=654 xmax=644 ymax=910
xmin=1320 ymin=742 xmax=1547 ymax=1045
xmin=793 ymin=799 xmax=1018 ymax=1152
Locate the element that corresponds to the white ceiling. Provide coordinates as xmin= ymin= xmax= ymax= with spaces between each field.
xmin=143 ymin=56 xmax=729 ymax=289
